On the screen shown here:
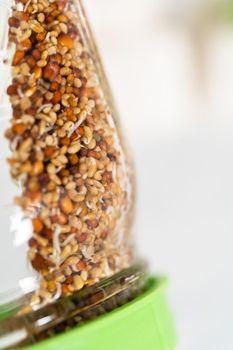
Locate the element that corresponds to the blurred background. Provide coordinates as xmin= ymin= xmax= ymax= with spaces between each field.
xmin=85 ymin=1 xmax=233 ymax=349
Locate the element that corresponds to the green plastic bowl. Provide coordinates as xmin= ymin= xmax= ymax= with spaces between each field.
xmin=24 ymin=277 xmax=176 ymax=350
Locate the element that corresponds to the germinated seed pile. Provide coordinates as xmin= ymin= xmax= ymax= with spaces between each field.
xmin=6 ymin=0 xmax=133 ymax=306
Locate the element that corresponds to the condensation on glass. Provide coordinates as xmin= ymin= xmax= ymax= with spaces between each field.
xmin=0 ymin=0 xmax=145 ymax=348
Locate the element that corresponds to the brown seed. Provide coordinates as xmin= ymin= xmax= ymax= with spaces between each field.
xmin=32 ymin=218 xmax=43 ymax=233
xmin=26 ymin=107 xmax=37 ymax=116
xmin=37 ymin=43 xmax=46 ymax=52
xmin=27 ymin=191 xmax=42 ymax=204
xmin=46 ymin=13 xmax=56 ymax=24
xmin=64 ymin=276 xmax=73 ymax=285
xmin=43 ymin=227 xmax=53 ymax=240
xmin=87 ymin=150 xmax=98 ymax=159
xmin=13 ymin=108 xmax=21 ymax=118
xmin=67 ymin=23 xmax=79 ymax=39
xmin=50 ymin=81 xmax=59 ymax=92
xmin=73 ymin=68 xmax=81 ymax=77
xmin=78 ymin=232 xmax=87 ymax=243
xmin=28 ymin=237 xmax=38 ymax=248
xmin=21 ymin=12 xmax=29 ymax=21
xmin=100 ymin=231 xmax=108 ymax=239
xmin=7 ymin=84 xmax=18 ymax=96
xmin=44 ymin=146 xmax=54 ymax=157
xmin=43 ymin=62 xmax=59 ymax=81
xmin=12 ymin=50 xmax=25 ymax=65
xmin=31 ymin=253 xmax=47 ymax=271
xmin=59 ymin=169 xmax=70 ymax=177
xmin=78 ymin=127 xmax=84 ymax=136
xmin=107 ymin=153 xmax=117 ymax=162
xmin=73 ymin=87 xmax=81 ymax=96
xmin=27 ymin=56 xmax=36 ymax=67
xmin=86 ymin=219 xmax=99 ymax=229
xmin=52 ymin=91 xmax=62 ymax=104
xmin=102 ymin=171 xmax=112 ymax=183
xmin=80 ymin=77 xmax=87 ymax=87
xmin=98 ymin=140 xmax=108 ymax=151
xmin=50 ymin=53 xmax=62 ymax=64
xmin=70 ymin=226 xmax=78 ymax=234
xmin=8 ymin=16 xmax=20 ymax=28
xmin=57 ymin=34 xmax=73 ymax=49
xmin=32 ymin=49 xmax=41 ymax=60
xmin=51 ymin=214 xmax=68 ymax=225
xmin=60 ymin=196 xmax=73 ymax=214
xmin=76 ymin=260 xmax=87 ymax=270
xmin=39 ymin=174 xmax=50 ymax=188
xmin=70 ymin=132 xmax=78 ymax=142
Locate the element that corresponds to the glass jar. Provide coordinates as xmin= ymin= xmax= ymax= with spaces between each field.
xmin=0 ymin=0 xmax=145 ymax=348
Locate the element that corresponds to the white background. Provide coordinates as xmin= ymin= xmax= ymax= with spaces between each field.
xmin=85 ymin=1 xmax=233 ymax=349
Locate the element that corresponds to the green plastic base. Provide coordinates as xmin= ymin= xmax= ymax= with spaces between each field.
xmin=25 ymin=277 xmax=176 ymax=350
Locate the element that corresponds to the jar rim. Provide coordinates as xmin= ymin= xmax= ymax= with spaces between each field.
xmin=0 ymin=262 xmax=147 ymax=349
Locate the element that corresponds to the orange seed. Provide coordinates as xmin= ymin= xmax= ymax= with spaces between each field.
xmin=12 ymin=50 xmax=25 ymax=65
xmin=32 ymin=218 xmax=43 ymax=233
xmin=57 ymin=34 xmax=73 ymax=49
xmin=60 ymin=196 xmax=73 ymax=214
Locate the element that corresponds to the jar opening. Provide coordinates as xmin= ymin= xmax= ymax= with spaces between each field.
xmin=0 ymin=263 xmax=147 ymax=349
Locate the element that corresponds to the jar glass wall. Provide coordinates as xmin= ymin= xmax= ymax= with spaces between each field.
xmin=0 ymin=0 xmax=136 ymax=318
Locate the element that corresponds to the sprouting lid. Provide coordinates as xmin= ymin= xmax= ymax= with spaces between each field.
xmin=0 ymin=0 xmax=135 ymax=315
